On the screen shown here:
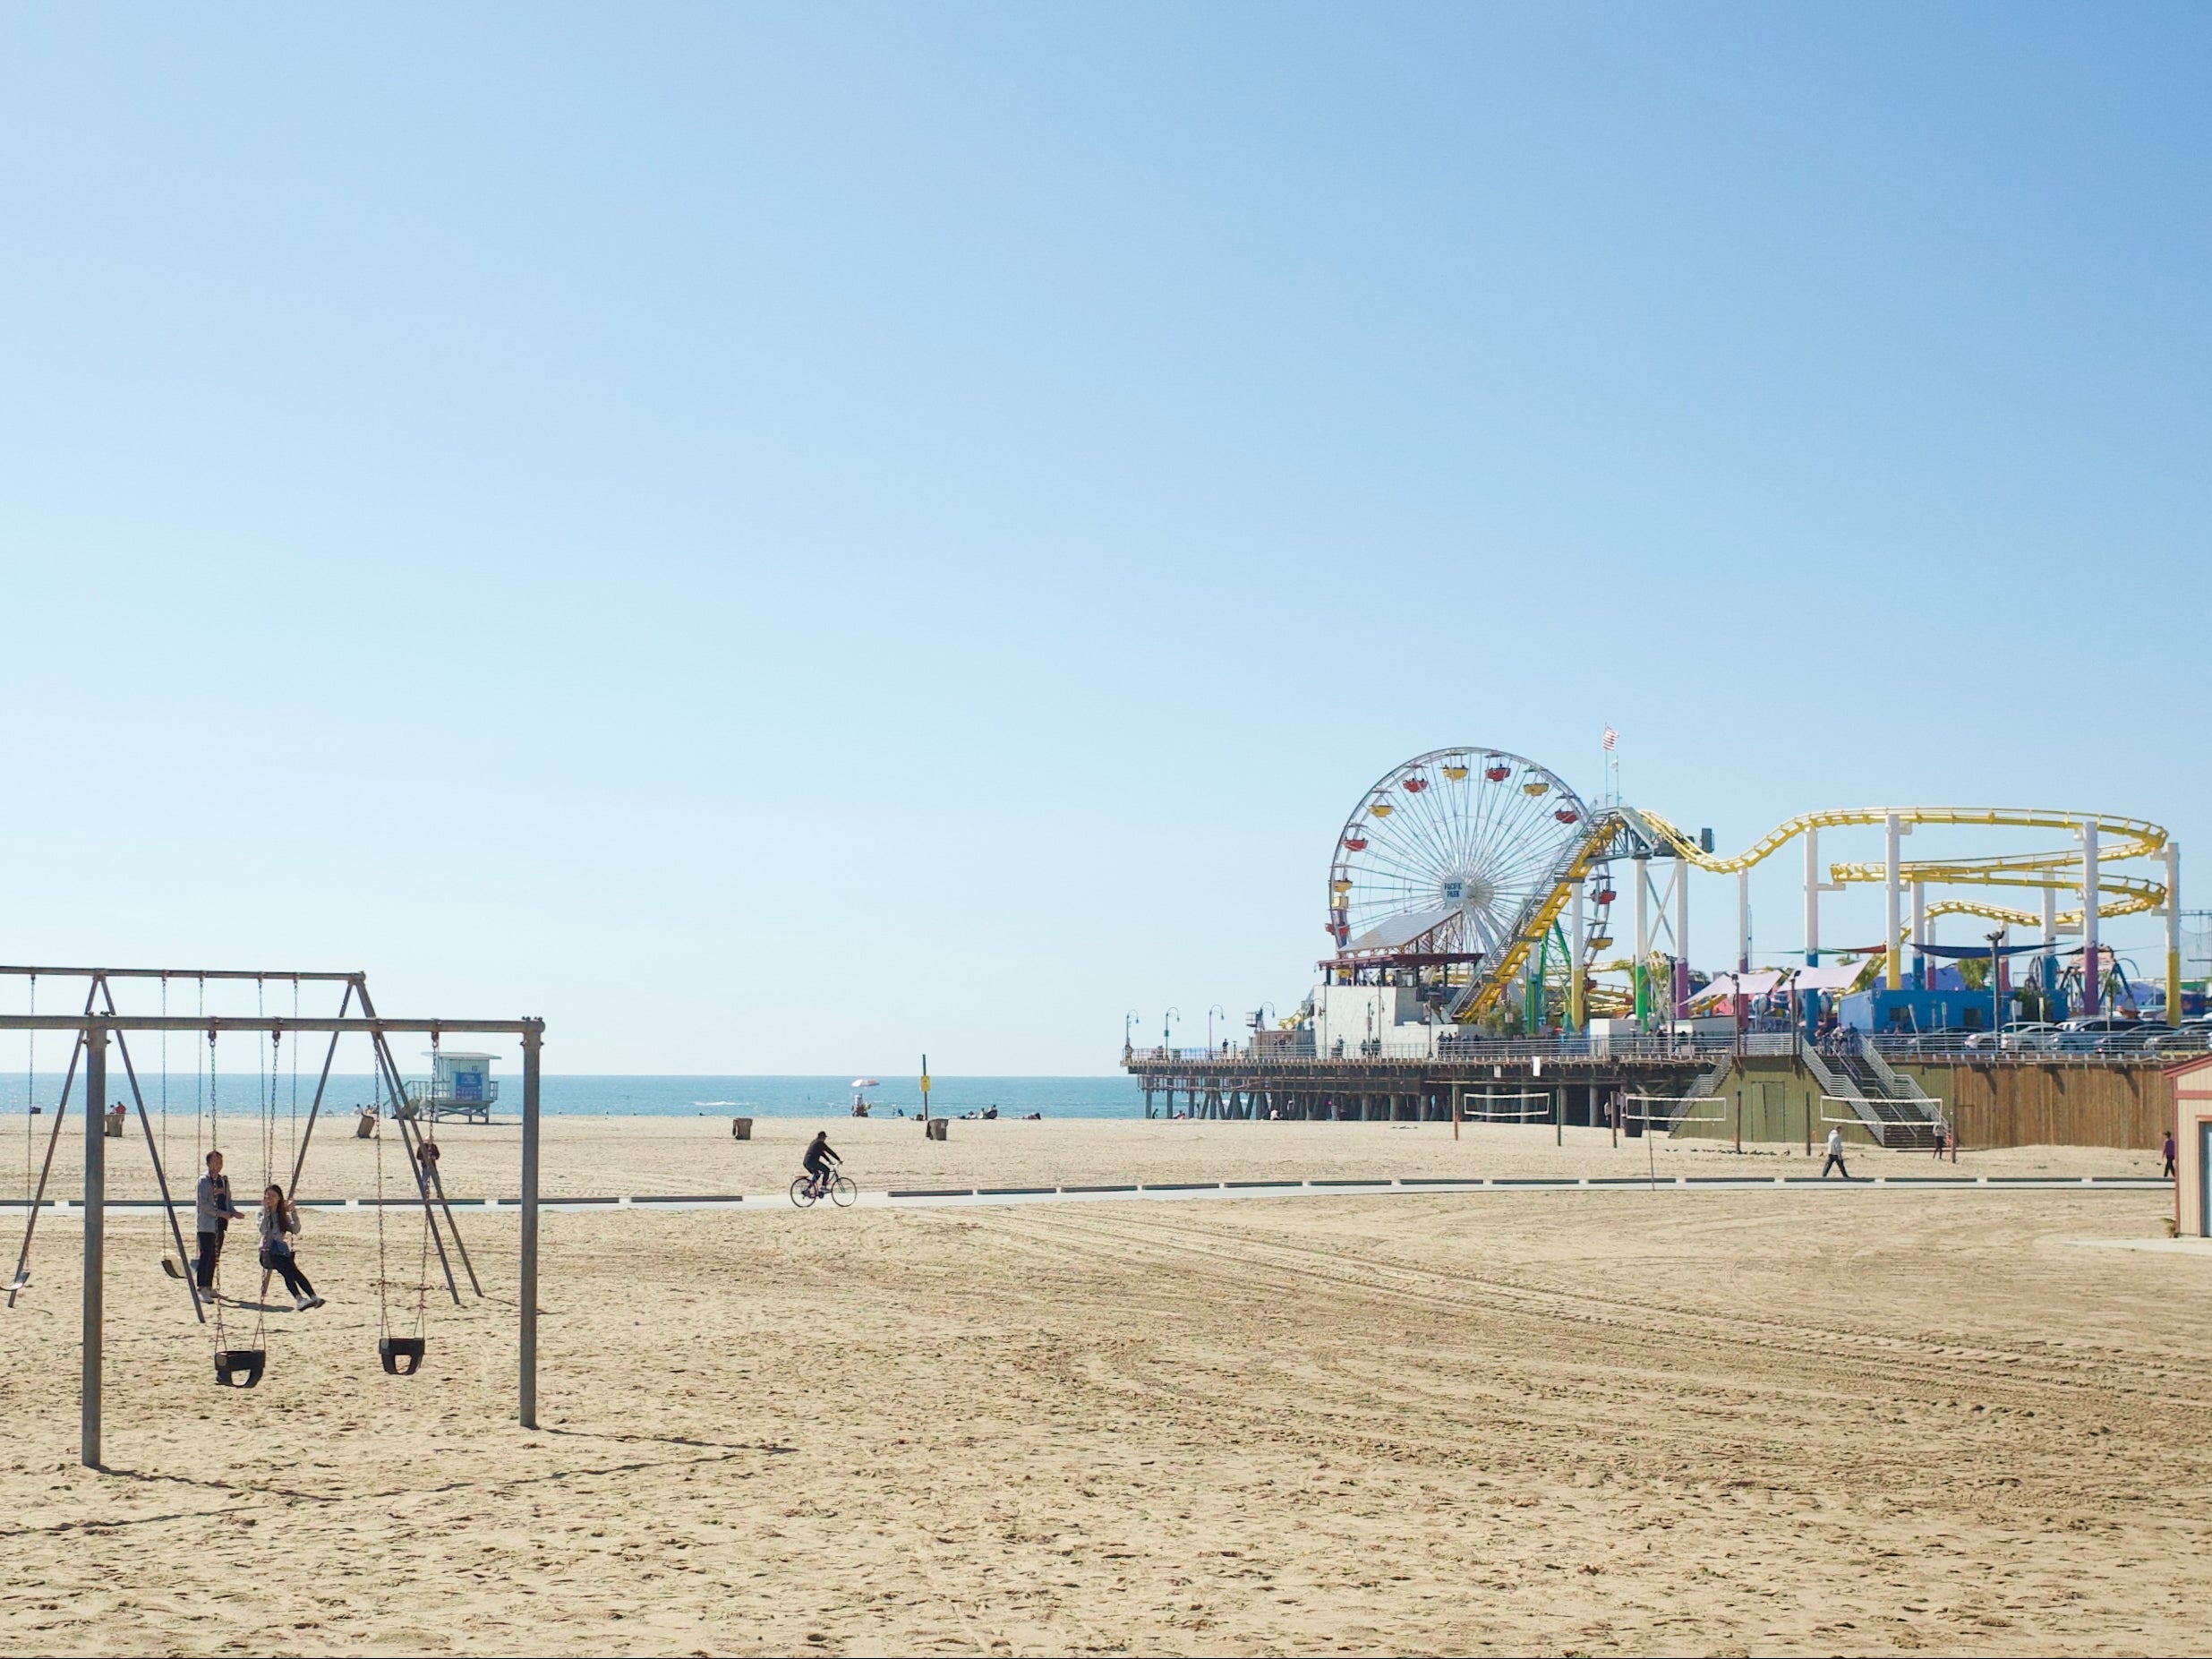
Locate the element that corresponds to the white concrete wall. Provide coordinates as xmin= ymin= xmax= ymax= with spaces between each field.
xmin=1311 ymin=982 xmax=1432 ymax=1056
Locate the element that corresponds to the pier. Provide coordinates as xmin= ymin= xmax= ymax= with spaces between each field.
xmin=1123 ymin=1038 xmax=1713 ymax=1125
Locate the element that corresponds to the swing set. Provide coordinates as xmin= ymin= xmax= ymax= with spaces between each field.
xmin=0 ymin=964 xmax=544 ymax=1468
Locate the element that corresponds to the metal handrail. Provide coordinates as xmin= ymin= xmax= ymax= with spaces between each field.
xmin=1869 ymin=1032 xmax=2184 ymax=1065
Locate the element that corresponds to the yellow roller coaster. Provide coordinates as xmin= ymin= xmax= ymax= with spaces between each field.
xmin=1467 ymin=803 xmax=2181 ymax=1025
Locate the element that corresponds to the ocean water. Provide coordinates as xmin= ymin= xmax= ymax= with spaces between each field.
xmin=0 ymin=1073 xmax=1143 ymax=1121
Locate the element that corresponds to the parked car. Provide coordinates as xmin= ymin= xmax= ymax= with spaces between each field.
xmin=2148 ymin=1020 xmax=2212 ymax=1056
xmin=1965 ymin=1022 xmax=2058 ymax=1052
xmin=2054 ymin=1017 xmax=2172 ymax=1053
xmin=1888 ymin=1026 xmax=1979 ymax=1056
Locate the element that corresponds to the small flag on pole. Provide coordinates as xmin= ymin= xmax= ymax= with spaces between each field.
xmin=1601 ymin=726 xmax=1617 ymax=751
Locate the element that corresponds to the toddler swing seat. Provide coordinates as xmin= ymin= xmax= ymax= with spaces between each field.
xmin=378 ymin=1335 xmax=426 ymax=1376
xmin=213 ymin=1347 xmax=266 ymax=1389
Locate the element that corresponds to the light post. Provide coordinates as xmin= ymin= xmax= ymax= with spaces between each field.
xmin=1163 ymin=1007 xmax=1180 ymax=1056
xmin=1123 ymin=1009 xmax=1140 ymax=1059
xmin=1986 ymin=929 xmax=2006 ymax=1041
xmin=1208 ymin=1004 xmax=1225 ymax=1052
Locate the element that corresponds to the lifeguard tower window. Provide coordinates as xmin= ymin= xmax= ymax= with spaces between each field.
xmin=407 ymin=1051 xmax=502 ymax=1124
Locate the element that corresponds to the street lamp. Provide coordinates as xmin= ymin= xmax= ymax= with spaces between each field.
xmin=1207 ymin=1004 xmax=1226 ymax=1051
xmin=1986 ymin=929 xmax=2006 ymax=1040
xmin=1124 ymin=1009 xmax=1141 ymax=1058
xmin=1163 ymin=1007 xmax=1181 ymax=1054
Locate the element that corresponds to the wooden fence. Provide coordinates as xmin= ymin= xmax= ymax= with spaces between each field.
xmin=1904 ymin=1063 xmax=2170 ymax=1151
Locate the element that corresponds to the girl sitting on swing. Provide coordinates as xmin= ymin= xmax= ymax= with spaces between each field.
xmin=259 ymin=1184 xmax=326 ymax=1312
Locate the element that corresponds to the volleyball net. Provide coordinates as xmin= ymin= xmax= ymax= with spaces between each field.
xmin=1617 ymin=1092 xmax=1729 ymax=1135
xmin=1450 ymin=1089 xmax=1556 ymax=1125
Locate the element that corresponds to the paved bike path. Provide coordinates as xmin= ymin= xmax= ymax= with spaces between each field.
xmin=4 ymin=1172 xmax=2165 ymax=1215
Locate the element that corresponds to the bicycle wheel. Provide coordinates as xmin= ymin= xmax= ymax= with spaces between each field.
xmin=829 ymin=1176 xmax=857 ymax=1208
xmin=789 ymin=1176 xmax=817 ymax=1209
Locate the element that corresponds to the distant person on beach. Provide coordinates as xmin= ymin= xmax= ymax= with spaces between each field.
xmin=1821 ymin=1126 xmax=1850 ymax=1180
xmin=258 ymin=1184 xmax=325 ymax=1311
xmin=802 ymin=1130 xmax=841 ymax=1194
xmin=194 ymin=1150 xmax=245 ymax=1292
xmin=2164 ymin=1130 xmax=2178 ymax=1179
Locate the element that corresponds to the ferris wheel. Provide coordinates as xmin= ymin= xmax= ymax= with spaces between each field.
xmin=1328 ymin=747 xmax=1593 ymax=964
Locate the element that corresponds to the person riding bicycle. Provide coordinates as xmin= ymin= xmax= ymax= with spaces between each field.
xmin=801 ymin=1130 xmax=841 ymax=1195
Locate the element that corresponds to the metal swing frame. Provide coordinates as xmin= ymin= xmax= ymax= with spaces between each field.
xmin=0 ymin=964 xmax=544 ymax=1467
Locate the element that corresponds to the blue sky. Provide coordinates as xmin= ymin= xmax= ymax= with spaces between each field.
xmin=1 ymin=4 xmax=2205 ymax=1071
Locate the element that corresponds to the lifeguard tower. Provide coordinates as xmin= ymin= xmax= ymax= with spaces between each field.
xmin=406 ymin=1050 xmax=501 ymax=1124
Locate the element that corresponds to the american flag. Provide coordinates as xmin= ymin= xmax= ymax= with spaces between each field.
xmin=1601 ymin=726 xmax=1617 ymax=751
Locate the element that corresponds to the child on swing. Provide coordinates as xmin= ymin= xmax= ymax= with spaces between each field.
xmin=259 ymin=1184 xmax=325 ymax=1311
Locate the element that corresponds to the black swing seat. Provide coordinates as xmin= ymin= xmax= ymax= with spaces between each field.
xmin=213 ymin=1348 xmax=266 ymax=1389
xmin=160 ymin=1257 xmax=184 ymax=1280
xmin=378 ymin=1336 xmax=426 ymax=1376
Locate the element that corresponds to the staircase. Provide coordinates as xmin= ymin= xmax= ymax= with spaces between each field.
xmin=1812 ymin=1037 xmax=1945 ymax=1150
xmin=1686 ymin=1050 xmax=1733 ymax=1103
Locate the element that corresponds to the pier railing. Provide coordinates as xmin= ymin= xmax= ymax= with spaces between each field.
xmin=1126 ymin=1031 xmax=2172 ymax=1071
xmin=1125 ymin=1035 xmax=1738 ymax=1067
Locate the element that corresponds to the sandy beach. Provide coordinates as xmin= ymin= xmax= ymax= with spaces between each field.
xmin=3 ymin=1116 xmax=2206 ymax=1655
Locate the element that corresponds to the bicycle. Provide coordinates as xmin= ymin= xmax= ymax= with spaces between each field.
xmin=790 ymin=1169 xmax=857 ymax=1209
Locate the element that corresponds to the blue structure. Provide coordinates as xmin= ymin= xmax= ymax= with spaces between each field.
xmin=1841 ymin=985 xmax=2014 ymax=1035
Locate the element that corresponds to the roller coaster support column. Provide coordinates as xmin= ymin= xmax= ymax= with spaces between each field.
xmin=1634 ymin=852 xmax=1651 ymax=1028
xmin=1674 ymin=859 xmax=1690 ymax=1018
xmin=2167 ymin=842 xmax=2182 ymax=1024
xmin=1803 ymin=830 xmax=1820 ymax=967
xmin=1883 ymin=814 xmax=1905 ymax=991
xmin=2081 ymin=821 xmax=2101 ymax=1015
xmin=2040 ymin=885 xmax=2059 ymax=1015
xmin=1568 ymin=880 xmax=1586 ymax=1032
xmin=1911 ymin=881 xmax=1926 ymax=990
xmin=1737 ymin=869 xmax=1750 ymax=972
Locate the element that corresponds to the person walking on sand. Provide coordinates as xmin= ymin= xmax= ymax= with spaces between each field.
xmin=258 ymin=1184 xmax=325 ymax=1311
xmin=1821 ymin=1125 xmax=1851 ymax=1180
xmin=194 ymin=1150 xmax=246 ymax=1293
xmin=2163 ymin=1129 xmax=2178 ymax=1179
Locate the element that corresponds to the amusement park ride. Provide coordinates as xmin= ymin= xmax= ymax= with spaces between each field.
xmin=1318 ymin=745 xmax=2185 ymax=1050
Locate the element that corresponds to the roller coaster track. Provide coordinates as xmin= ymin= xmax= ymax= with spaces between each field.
xmin=1456 ymin=806 xmax=2171 ymax=1022
xmin=1635 ymin=806 xmax=2165 ymax=873
xmin=1456 ymin=814 xmax=1625 ymax=1018
xmin=1635 ymin=807 xmax=2170 ymax=932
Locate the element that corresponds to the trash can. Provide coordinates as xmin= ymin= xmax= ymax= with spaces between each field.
xmin=925 ymin=1118 xmax=948 ymax=1142
xmin=730 ymin=1116 xmax=753 ymax=1141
